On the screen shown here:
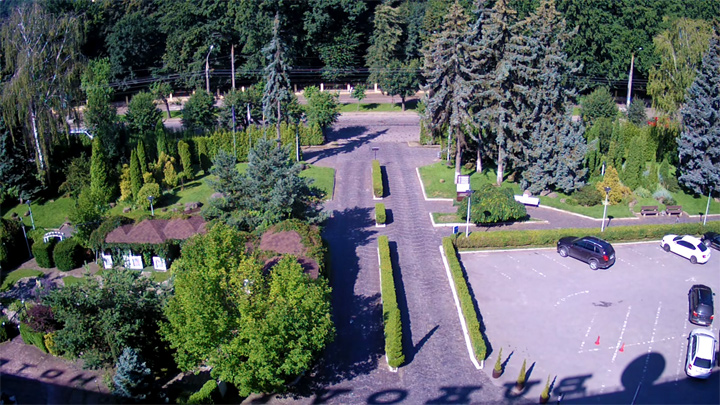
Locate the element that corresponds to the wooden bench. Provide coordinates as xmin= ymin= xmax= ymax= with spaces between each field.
xmin=640 ymin=206 xmax=659 ymax=216
xmin=666 ymin=205 xmax=683 ymax=216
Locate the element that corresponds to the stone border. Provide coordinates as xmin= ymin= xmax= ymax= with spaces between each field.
xmin=438 ymin=245 xmax=481 ymax=370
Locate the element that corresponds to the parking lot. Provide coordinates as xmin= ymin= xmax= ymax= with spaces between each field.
xmin=460 ymin=241 xmax=719 ymax=403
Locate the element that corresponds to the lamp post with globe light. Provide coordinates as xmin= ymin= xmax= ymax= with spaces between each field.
xmin=205 ymin=45 xmax=214 ymax=93
xmin=148 ymin=196 xmax=155 ymax=217
xmin=601 ymin=187 xmax=611 ymax=232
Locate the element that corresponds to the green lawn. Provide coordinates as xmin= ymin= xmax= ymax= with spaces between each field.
xmin=339 ymin=100 xmax=419 ymax=113
xmin=150 ymin=271 xmax=172 ymax=283
xmin=1 ymin=197 xmax=74 ymax=229
xmin=0 ymin=269 xmax=44 ymax=292
xmin=538 ymin=193 xmax=635 ymax=218
xmin=61 ymin=275 xmax=84 ymax=286
xmin=300 ymin=165 xmax=335 ymax=200
xmin=418 ymin=162 xmax=521 ymax=199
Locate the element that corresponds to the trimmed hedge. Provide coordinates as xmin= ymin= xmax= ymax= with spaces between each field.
xmin=187 ymin=380 xmax=217 ymax=404
xmin=378 ymin=236 xmax=404 ymax=368
xmin=32 ymin=240 xmax=56 ymax=268
xmin=375 ymin=203 xmax=386 ymax=225
xmin=20 ymin=323 xmax=48 ymax=353
xmin=442 ymin=237 xmax=487 ymax=361
xmin=53 ymin=238 xmax=83 ymax=271
xmin=456 ymin=221 xmax=720 ymax=250
xmin=372 ymin=159 xmax=383 ymax=198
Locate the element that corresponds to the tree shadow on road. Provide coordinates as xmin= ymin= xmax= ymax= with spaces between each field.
xmin=304 ymin=127 xmax=387 ymax=164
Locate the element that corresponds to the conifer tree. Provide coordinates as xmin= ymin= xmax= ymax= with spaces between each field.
xmin=178 ymin=140 xmax=193 ymax=180
xmin=136 ymin=140 xmax=148 ymax=175
xmin=163 ymin=160 xmax=178 ymax=190
xmin=366 ymin=4 xmax=403 ymax=92
xmin=129 ymin=149 xmax=142 ymax=200
xmin=422 ymin=1 xmax=481 ymax=176
xmin=113 ymin=347 xmax=152 ymax=401
xmin=90 ymin=137 xmax=112 ymax=204
xmin=678 ymin=33 xmax=720 ymax=197
xmin=262 ymin=13 xmax=292 ymax=143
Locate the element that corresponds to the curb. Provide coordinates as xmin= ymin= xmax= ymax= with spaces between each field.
xmin=416 ymin=168 xmax=454 ymax=202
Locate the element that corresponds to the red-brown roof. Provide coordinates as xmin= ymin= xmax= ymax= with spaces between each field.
xmin=105 ymin=216 xmax=207 ymax=244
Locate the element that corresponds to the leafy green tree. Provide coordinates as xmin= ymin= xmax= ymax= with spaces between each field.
xmin=203 ymin=140 xmax=324 ymax=231
xmin=0 ymin=218 xmax=26 ymax=271
xmin=113 ymin=347 xmax=153 ymax=401
xmin=457 ymin=184 xmax=526 ymax=224
xmin=161 ymin=224 xmax=333 ymax=397
xmin=628 ymin=98 xmax=647 ymax=126
xmin=126 ymin=92 xmax=162 ymax=143
xmin=648 ymin=18 xmax=713 ymax=117
xmin=90 ymin=138 xmax=113 ymax=205
xmin=384 ymin=59 xmax=421 ymax=111
xmin=150 ymin=81 xmax=174 ymax=119
xmin=303 ymin=86 xmax=340 ymax=136
xmin=319 ymin=26 xmax=363 ymax=82
xmin=678 ymin=34 xmax=720 ymax=197
xmin=68 ymin=187 xmax=106 ymax=246
xmin=106 ymin=11 xmax=164 ymax=83
xmin=219 ymin=85 xmax=264 ymax=131
xmin=262 ymin=13 xmax=293 ymax=142
xmin=59 ymin=155 xmax=91 ymax=199
xmin=81 ymin=58 xmax=120 ymax=162
xmin=0 ymin=3 xmax=83 ymax=179
xmin=0 ymin=122 xmax=42 ymax=201
xmin=351 ymin=83 xmax=367 ymax=111
xmin=581 ymin=87 xmax=617 ymax=124
xmin=181 ymin=90 xmax=217 ymax=133
xmin=422 ymin=1 xmax=481 ymax=175
xmin=136 ymin=183 xmax=161 ymax=210
xmin=178 ymin=140 xmax=193 ymax=180
xmin=42 ymin=269 xmax=167 ymax=369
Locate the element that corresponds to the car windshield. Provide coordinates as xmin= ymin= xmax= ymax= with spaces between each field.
xmin=694 ymin=356 xmax=712 ymax=369
xmin=698 ymin=243 xmax=708 ymax=252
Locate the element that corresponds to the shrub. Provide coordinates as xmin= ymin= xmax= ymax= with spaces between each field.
xmin=581 ymin=87 xmax=618 ymax=124
xmin=372 ymin=159 xmax=383 ymax=198
xmin=375 ymin=203 xmax=386 ymax=225
xmin=32 ymin=240 xmax=56 ymax=268
xmin=19 ymin=323 xmax=48 ymax=353
xmin=442 ymin=237 xmax=486 ymax=361
xmin=136 ymin=183 xmax=161 ymax=210
xmin=113 ymin=347 xmax=153 ymax=401
xmin=595 ymin=166 xmax=631 ymax=205
xmin=573 ymin=185 xmax=603 ymax=206
xmin=0 ymin=218 xmax=27 ymax=270
xmin=457 ymin=184 xmax=526 ymax=224
xmin=378 ymin=236 xmax=404 ymax=368
xmin=187 ymin=380 xmax=217 ymax=405
xmin=44 ymin=332 xmax=60 ymax=356
xmin=634 ymin=186 xmax=652 ymax=199
xmin=0 ymin=316 xmax=15 ymax=343
xmin=26 ymin=304 xmax=58 ymax=333
xmin=628 ymin=98 xmax=647 ymax=126
xmin=653 ymin=188 xmax=674 ymax=204
xmin=455 ymin=221 xmax=720 ymax=250
xmin=53 ymin=238 xmax=82 ymax=271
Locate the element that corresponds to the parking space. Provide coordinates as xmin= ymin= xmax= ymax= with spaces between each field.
xmin=461 ymin=241 xmax=719 ymax=403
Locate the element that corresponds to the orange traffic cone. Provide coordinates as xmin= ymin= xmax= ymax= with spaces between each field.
xmin=595 ymin=336 xmax=600 ymax=345
xmin=619 ymin=343 xmax=625 ymax=352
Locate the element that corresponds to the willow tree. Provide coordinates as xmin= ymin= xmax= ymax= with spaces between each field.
xmin=0 ymin=3 xmax=83 ymax=182
xmin=262 ymin=13 xmax=292 ymax=143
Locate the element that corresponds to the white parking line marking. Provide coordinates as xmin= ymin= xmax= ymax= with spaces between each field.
xmin=675 ymin=318 xmax=689 ymax=382
xmin=638 ymin=302 xmax=662 ymax=387
xmin=556 ymin=290 xmax=589 ymax=308
xmin=541 ymin=253 xmax=571 ymax=269
xmin=530 ymin=267 xmax=546 ymax=277
xmin=612 ymin=306 xmax=632 ymax=363
xmin=684 ymin=277 xmax=696 ymax=282
xmin=500 ymin=272 xmax=512 ymax=280
xmin=579 ymin=314 xmax=596 ymax=352
xmin=618 ymin=257 xmax=636 ymax=268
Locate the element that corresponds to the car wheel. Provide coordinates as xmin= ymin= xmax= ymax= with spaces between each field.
xmin=690 ymin=256 xmax=697 ymax=264
xmin=589 ymin=259 xmax=599 ymax=270
xmin=558 ymin=247 xmax=568 ymax=257
xmin=663 ymin=243 xmax=671 ymax=252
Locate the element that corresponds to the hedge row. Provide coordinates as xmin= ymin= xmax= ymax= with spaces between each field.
xmin=456 ymin=221 xmax=720 ymax=250
xmin=20 ymin=323 xmax=48 ymax=353
xmin=378 ymin=236 xmax=404 ymax=368
xmin=442 ymin=237 xmax=487 ymax=362
xmin=32 ymin=240 xmax=56 ymax=268
xmin=53 ymin=238 xmax=83 ymax=272
xmin=375 ymin=203 xmax=386 ymax=225
xmin=372 ymin=160 xmax=383 ymax=198
xmin=187 ymin=380 xmax=217 ymax=404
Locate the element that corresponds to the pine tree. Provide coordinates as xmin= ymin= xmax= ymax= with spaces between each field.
xmin=178 ymin=140 xmax=193 ymax=180
xmin=628 ymin=98 xmax=647 ymax=126
xmin=90 ymin=137 xmax=112 ymax=204
xmin=262 ymin=13 xmax=292 ymax=142
xmin=136 ymin=140 xmax=148 ymax=175
xmin=113 ymin=347 xmax=152 ymax=401
xmin=422 ymin=1 xmax=482 ymax=176
xmin=129 ymin=149 xmax=142 ymax=200
xmin=678 ymin=33 xmax=720 ymax=197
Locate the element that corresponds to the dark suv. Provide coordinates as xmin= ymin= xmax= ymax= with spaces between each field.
xmin=689 ymin=284 xmax=714 ymax=326
xmin=557 ymin=236 xmax=616 ymax=270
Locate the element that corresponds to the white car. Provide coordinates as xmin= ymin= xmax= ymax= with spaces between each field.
xmin=661 ymin=234 xmax=711 ymax=264
xmin=686 ymin=328 xmax=717 ymax=379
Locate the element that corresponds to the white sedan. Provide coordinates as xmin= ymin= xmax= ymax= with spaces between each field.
xmin=686 ymin=328 xmax=717 ymax=379
xmin=661 ymin=234 xmax=711 ymax=264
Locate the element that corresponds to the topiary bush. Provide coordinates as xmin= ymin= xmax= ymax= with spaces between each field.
xmin=457 ymin=184 xmax=526 ymax=224
xmin=372 ymin=159 xmax=383 ymax=198
xmin=375 ymin=203 xmax=386 ymax=225
xmin=378 ymin=236 xmax=404 ymax=368
xmin=32 ymin=240 xmax=56 ymax=268
xmin=573 ymin=184 xmax=603 ymax=206
xmin=53 ymin=238 xmax=83 ymax=271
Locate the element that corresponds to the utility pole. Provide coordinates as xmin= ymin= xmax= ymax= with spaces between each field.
xmin=231 ymin=44 xmax=236 ymax=90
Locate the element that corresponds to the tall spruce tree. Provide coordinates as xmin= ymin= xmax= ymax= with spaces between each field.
xmin=678 ymin=33 xmax=720 ymax=197
xmin=113 ymin=347 xmax=152 ymax=401
xmin=90 ymin=137 xmax=112 ymax=204
xmin=129 ymin=149 xmax=142 ymax=200
xmin=262 ymin=13 xmax=292 ymax=143
xmin=478 ymin=0 xmax=518 ymax=184
xmin=422 ymin=1 xmax=482 ymax=177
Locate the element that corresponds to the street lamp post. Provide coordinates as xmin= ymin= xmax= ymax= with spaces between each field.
xmin=148 ymin=196 xmax=155 ymax=217
xmin=601 ymin=187 xmax=611 ymax=232
xmin=465 ymin=190 xmax=475 ymax=237
xmin=626 ymin=47 xmax=642 ymax=109
xmin=205 ymin=45 xmax=214 ymax=94
xmin=371 ymin=147 xmax=379 ymax=160
xmin=26 ymin=200 xmax=35 ymax=230
xmin=703 ymin=187 xmax=713 ymax=226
